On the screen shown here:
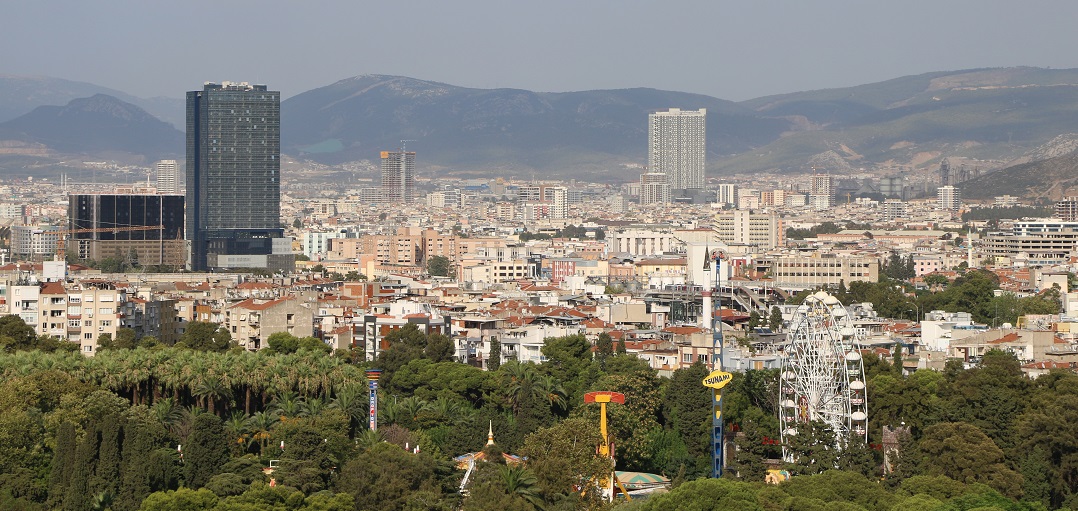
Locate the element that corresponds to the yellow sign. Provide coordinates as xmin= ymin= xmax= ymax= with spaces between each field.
xmin=702 ymin=370 xmax=733 ymax=390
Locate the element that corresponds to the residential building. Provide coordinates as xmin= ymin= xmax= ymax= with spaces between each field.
xmin=155 ymin=160 xmax=179 ymax=194
xmin=226 ymin=297 xmax=314 ymax=351
xmin=810 ymin=174 xmax=834 ymax=209
xmin=11 ymin=225 xmax=59 ymax=261
xmin=1055 ymin=196 xmax=1078 ymax=221
xmin=381 ymin=150 xmax=416 ymax=203
xmin=716 ymin=183 xmax=738 ymax=207
xmin=881 ymin=200 xmax=907 ymax=221
xmin=639 ymin=172 xmax=670 ymax=205
xmin=937 ymin=185 xmax=961 ymax=211
xmin=713 ymin=210 xmax=784 ymax=250
xmin=648 ymin=108 xmax=706 ymax=191
xmin=754 ymin=255 xmax=879 ymax=289
xmin=983 ymin=219 xmax=1078 ymax=266
xmin=186 ymin=82 xmax=291 ymax=272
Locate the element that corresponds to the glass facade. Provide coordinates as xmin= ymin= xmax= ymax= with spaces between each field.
xmin=69 ymin=194 xmax=185 ymax=240
xmin=186 ymin=83 xmax=283 ymax=270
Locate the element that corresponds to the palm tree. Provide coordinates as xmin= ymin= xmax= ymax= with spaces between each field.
xmin=430 ymin=396 xmax=467 ymax=425
xmin=535 ymin=375 xmax=568 ymax=414
xmin=502 ymin=363 xmax=539 ymax=414
xmin=398 ymin=396 xmax=430 ymax=427
xmin=304 ymin=395 xmax=327 ymax=416
xmin=330 ymin=384 xmax=366 ymax=437
xmin=499 ymin=465 xmax=544 ymax=510
xmin=356 ymin=428 xmax=386 ymax=451
xmin=224 ymin=411 xmax=251 ymax=451
xmin=237 ymin=352 xmax=267 ymax=414
xmin=270 ymin=390 xmax=307 ymax=419
xmin=247 ymin=411 xmax=278 ymax=452
xmin=90 ymin=490 xmax=114 ymax=511
xmin=193 ymin=374 xmax=230 ymax=415
xmin=151 ymin=397 xmax=185 ymax=436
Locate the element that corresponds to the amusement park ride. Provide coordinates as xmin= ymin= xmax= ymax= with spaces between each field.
xmin=778 ymin=291 xmax=869 ymax=459
xmin=702 ymin=242 xmax=869 ymax=477
xmin=583 ymin=391 xmax=632 ymax=502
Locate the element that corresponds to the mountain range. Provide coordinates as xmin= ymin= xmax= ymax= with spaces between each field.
xmin=5 ymin=67 xmax=1078 ymax=187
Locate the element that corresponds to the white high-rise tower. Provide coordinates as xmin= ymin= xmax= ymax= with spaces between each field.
xmin=648 ymin=108 xmax=706 ymax=191
xmin=155 ymin=160 xmax=179 ymax=194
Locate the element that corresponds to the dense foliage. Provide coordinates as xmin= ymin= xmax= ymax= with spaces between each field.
xmin=0 ymin=315 xmax=1074 ymax=510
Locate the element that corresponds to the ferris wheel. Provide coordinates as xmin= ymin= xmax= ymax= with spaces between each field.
xmin=779 ymin=291 xmax=868 ymax=460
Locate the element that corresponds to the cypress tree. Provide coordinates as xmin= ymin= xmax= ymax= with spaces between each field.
xmin=117 ymin=417 xmax=160 ymax=511
xmin=488 ymin=336 xmax=501 ymax=371
xmin=48 ymin=422 xmax=77 ymax=509
xmin=596 ymin=332 xmax=614 ymax=363
xmin=64 ymin=426 xmax=100 ymax=511
xmin=91 ymin=414 xmax=122 ymax=498
xmin=183 ymin=414 xmax=231 ymax=489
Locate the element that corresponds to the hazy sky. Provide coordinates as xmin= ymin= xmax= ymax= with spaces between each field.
xmin=6 ymin=0 xmax=1078 ymax=101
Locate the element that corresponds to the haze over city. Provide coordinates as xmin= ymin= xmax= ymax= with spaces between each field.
xmin=7 ymin=0 xmax=1078 ymax=100
xmin=3 ymin=2 xmax=1078 ymax=510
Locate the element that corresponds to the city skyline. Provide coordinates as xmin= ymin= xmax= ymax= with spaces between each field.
xmin=6 ymin=1 xmax=1078 ymax=102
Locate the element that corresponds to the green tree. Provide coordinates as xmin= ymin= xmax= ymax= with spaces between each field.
xmin=767 ymin=306 xmax=783 ymax=332
xmin=0 ymin=315 xmax=38 ymax=352
xmin=917 ymin=421 xmax=1022 ymax=498
xmin=266 ymin=332 xmax=300 ymax=354
xmin=662 ymin=362 xmax=711 ymax=464
xmin=49 ymin=422 xmax=78 ymax=508
xmin=488 ymin=337 xmax=501 ymax=371
xmin=178 ymin=322 xmax=232 ymax=352
xmin=641 ymin=478 xmax=762 ymax=510
xmin=427 ymin=255 xmax=451 ymax=277
xmin=118 ymin=412 xmax=168 ymax=511
xmin=334 ymin=442 xmax=444 ymax=511
xmin=183 ymin=414 xmax=231 ymax=489
xmin=520 ymin=417 xmax=610 ymax=507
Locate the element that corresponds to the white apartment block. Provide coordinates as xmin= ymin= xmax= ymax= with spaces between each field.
xmin=639 ymin=172 xmax=670 ymax=205
xmin=648 ymin=108 xmax=706 ymax=190
xmin=937 ymin=186 xmax=961 ymax=210
xmin=155 ymin=160 xmax=179 ymax=194
xmin=714 ymin=210 xmax=784 ymax=249
xmin=607 ymin=228 xmax=679 ymax=257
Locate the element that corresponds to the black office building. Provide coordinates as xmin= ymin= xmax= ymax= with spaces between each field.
xmin=68 ymin=194 xmax=187 ymax=267
xmin=186 ymin=81 xmax=291 ymax=271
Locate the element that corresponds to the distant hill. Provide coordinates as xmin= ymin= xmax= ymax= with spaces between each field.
xmin=0 ymin=75 xmax=184 ymax=127
xmin=722 ymin=67 xmax=1078 ymax=174
xmin=280 ymin=75 xmax=792 ymax=175
xmin=0 ymin=94 xmax=183 ymax=159
xmin=9 ymin=68 xmax=1078 ymax=179
xmin=962 ymin=150 xmax=1078 ymax=201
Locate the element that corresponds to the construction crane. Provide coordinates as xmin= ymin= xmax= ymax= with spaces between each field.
xmin=55 ymin=225 xmax=164 ymax=261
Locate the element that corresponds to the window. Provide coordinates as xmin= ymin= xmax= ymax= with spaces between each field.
xmin=99 ymin=308 xmax=112 ymax=315
xmin=100 ymin=320 xmax=111 ymax=327
xmin=84 ymin=345 xmax=93 ymax=352
xmin=84 ymin=333 xmax=93 ymax=339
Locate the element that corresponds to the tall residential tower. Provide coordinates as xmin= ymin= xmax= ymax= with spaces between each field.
xmin=186 ymin=82 xmax=291 ymax=271
xmin=381 ymin=150 xmax=416 ymax=204
xmin=648 ymin=108 xmax=706 ymax=191
xmin=155 ymin=160 xmax=179 ymax=194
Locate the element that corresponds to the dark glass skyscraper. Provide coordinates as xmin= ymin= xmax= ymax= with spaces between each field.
xmin=186 ymin=82 xmax=291 ymax=271
xmin=68 ymin=194 xmax=186 ymax=267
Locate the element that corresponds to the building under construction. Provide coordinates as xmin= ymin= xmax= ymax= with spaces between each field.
xmin=67 ymin=194 xmax=186 ymax=267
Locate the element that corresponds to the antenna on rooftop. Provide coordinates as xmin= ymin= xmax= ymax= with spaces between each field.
xmin=400 ymin=139 xmax=417 ymax=152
